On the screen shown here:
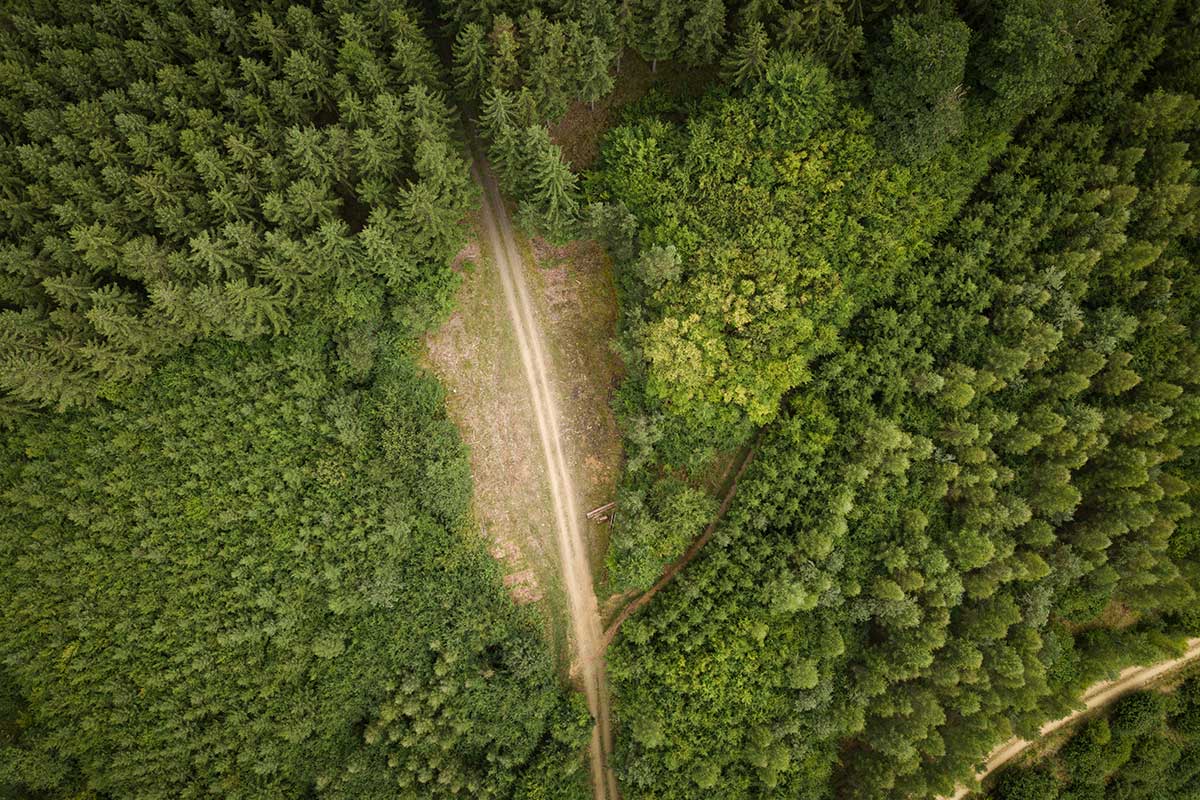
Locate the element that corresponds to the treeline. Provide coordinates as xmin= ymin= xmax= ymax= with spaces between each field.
xmin=0 ymin=0 xmax=473 ymax=418
xmin=988 ymin=680 xmax=1200 ymax=800
xmin=438 ymin=0 xmax=926 ymax=241
xmin=590 ymin=0 xmax=1200 ymax=797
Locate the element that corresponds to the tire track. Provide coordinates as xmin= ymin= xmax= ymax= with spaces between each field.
xmin=470 ymin=158 xmax=618 ymax=800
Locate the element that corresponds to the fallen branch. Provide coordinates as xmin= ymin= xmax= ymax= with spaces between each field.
xmin=586 ymin=501 xmax=616 ymax=520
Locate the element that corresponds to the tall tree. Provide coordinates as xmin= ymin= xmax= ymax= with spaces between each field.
xmin=683 ymin=0 xmax=727 ymax=65
xmin=451 ymin=22 xmax=490 ymax=100
xmin=489 ymin=13 xmax=521 ymax=91
xmin=635 ymin=0 xmax=681 ymax=71
xmin=578 ymin=36 xmax=616 ymax=110
xmin=869 ymin=12 xmax=971 ymax=161
xmin=518 ymin=127 xmax=580 ymax=242
xmin=720 ymin=20 xmax=770 ymax=87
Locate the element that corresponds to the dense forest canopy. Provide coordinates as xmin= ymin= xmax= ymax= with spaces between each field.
xmin=987 ymin=680 xmax=1200 ymax=800
xmin=1 ymin=0 xmax=1198 ymax=799
xmin=0 ymin=331 xmax=588 ymax=799
xmin=590 ymin=0 xmax=1200 ymax=797
xmin=0 ymin=0 xmax=472 ymax=416
xmin=0 ymin=2 xmax=587 ymax=799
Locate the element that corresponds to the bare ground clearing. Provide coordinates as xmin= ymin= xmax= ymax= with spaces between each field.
xmin=423 ymin=238 xmax=559 ymax=614
xmin=429 ymin=153 xmax=622 ymax=800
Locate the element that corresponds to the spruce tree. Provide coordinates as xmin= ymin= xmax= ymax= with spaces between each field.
xmin=527 ymin=22 xmax=569 ymax=122
xmin=720 ymin=20 xmax=769 ymax=87
xmin=635 ymin=0 xmax=681 ymax=71
xmin=578 ymin=36 xmax=616 ymax=110
xmin=451 ymin=22 xmax=490 ymax=100
xmin=488 ymin=14 xmax=520 ymax=91
xmin=518 ymin=127 xmax=579 ymax=242
xmin=683 ymin=0 xmax=726 ymax=65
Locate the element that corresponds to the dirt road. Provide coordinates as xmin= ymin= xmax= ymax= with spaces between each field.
xmin=471 ymin=159 xmax=618 ymax=800
xmin=946 ymin=638 xmax=1200 ymax=799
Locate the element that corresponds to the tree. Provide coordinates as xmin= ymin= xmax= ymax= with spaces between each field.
xmin=720 ymin=20 xmax=770 ymax=88
xmin=869 ymin=12 xmax=971 ymax=161
xmin=682 ymin=0 xmax=726 ymax=65
xmin=489 ymin=14 xmax=520 ymax=91
xmin=634 ymin=0 xmax=681 ymax=71
xmin=452 ymin=22 xmax=490 ymax=99
xmin=517 ymin=127 xmax=580 ymax=242
xmin=578 ymin=36 xmax=615 ymax=110
xmin=527 ymin=21 xmax=569 ymax=121
xmin=979 ymin=0 xmax=1113 ymax=117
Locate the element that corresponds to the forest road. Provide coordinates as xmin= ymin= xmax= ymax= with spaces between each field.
xmin=470 ymin=158 xmax=619 ymax=800
xmin=945 ymin=637 xmax=1200 ymax=799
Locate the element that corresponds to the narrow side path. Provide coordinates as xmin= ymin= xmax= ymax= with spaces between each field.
xmin=601 ymin=447 xmax=756 ymax=651
xmin=945 ymin=637 xmax=1200 ymax=799
xmin=470 ymin=158 xmax=618 ymax=800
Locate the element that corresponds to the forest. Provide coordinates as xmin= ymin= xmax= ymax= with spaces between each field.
xmin=1 ymin=0 xmax=1198 ymax=799
xmin=987 ymin=678 xmax=1200 ymax=800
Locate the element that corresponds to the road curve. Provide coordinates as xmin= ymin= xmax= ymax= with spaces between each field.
xmin=946 ymin=637 xmax=1200 ymax=799
xmin=469 ymin=158 xmax=618 ymax=800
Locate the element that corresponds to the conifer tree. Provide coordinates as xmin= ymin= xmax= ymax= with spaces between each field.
xmin=527 ymin=22 xmax=569 ymax=122
xmin=721 ymin=20 xmax=770 ymax=87
xmin=683 ymin=0 xmax=726 ymax=65
xmin=635 ymin=0 xmax=681 ymax=71
xmin=518 ymin=127 xmax=579 ymax=242
xmin=578 ymin=36 xmax=616 ymax=110
xmin=488 ymin=14 xmax=520 ymax=91
xmin=451 ymin=22 xmax=490 ymax=100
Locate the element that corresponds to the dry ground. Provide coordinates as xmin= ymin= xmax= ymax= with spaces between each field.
xmin=423 ymin=237 xmax=560 ymax=612
xmin=424 ymin=164 xmax=624 ymax=800
xmin=521 ymin=236 xmax=623 ymax=582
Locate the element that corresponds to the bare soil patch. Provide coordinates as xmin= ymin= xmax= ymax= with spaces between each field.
xmin=525 ymin=237 xmax=624 ymax=583
xmin=423 ymin=224 xmax=559 ymax=611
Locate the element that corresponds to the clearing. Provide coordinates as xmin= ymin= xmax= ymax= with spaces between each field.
xmin=424 ymin=157 xmax=622 ymax=800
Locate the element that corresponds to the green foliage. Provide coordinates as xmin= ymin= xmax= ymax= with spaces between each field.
xmin=869 ymin=11 xmax=970 ymax=161
xmin=988 ymin=678 xmax=1200 ymax=800
xmin=0 ymin=330 xmax=585 ymax=799
xmin=592 ymin=2 xmax=1200 ymax=799
xmin=590 ymin=52 xmax=944 ymax=437
xmin=993 ymin=767 xmax=1058 ymax=800
xmin=0 ymin=0 xmax=473 ymax=418
xmin=516 ymin=127 xmax=582 ymax=243
xmin=608 ymin=476 xmax=718 ymax=591
xmin=978 ymin=0 xmax=1114 ymax=117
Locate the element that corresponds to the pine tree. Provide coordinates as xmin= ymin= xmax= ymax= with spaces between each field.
xmin=635 ymin=0 xmax=681 ymax=71
xmin=720 ymin=20 xmax=769 ymax=88
xmin=578 ymin=36 xmax=615 ymax=110
xmin=527 ymin=22 xmax=569 ymax=122
xmin=683 ymin=0 xmax=726 ymax=65
xmin=481 ymin=89 xmax=522 ymax=186
xmin=518 ymin=127 xmax=579 ymax=242
xmin=488 ymin=14 xmax=520 ymax=91
xmin=451 ymin=23 xmax=490 ymax=100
